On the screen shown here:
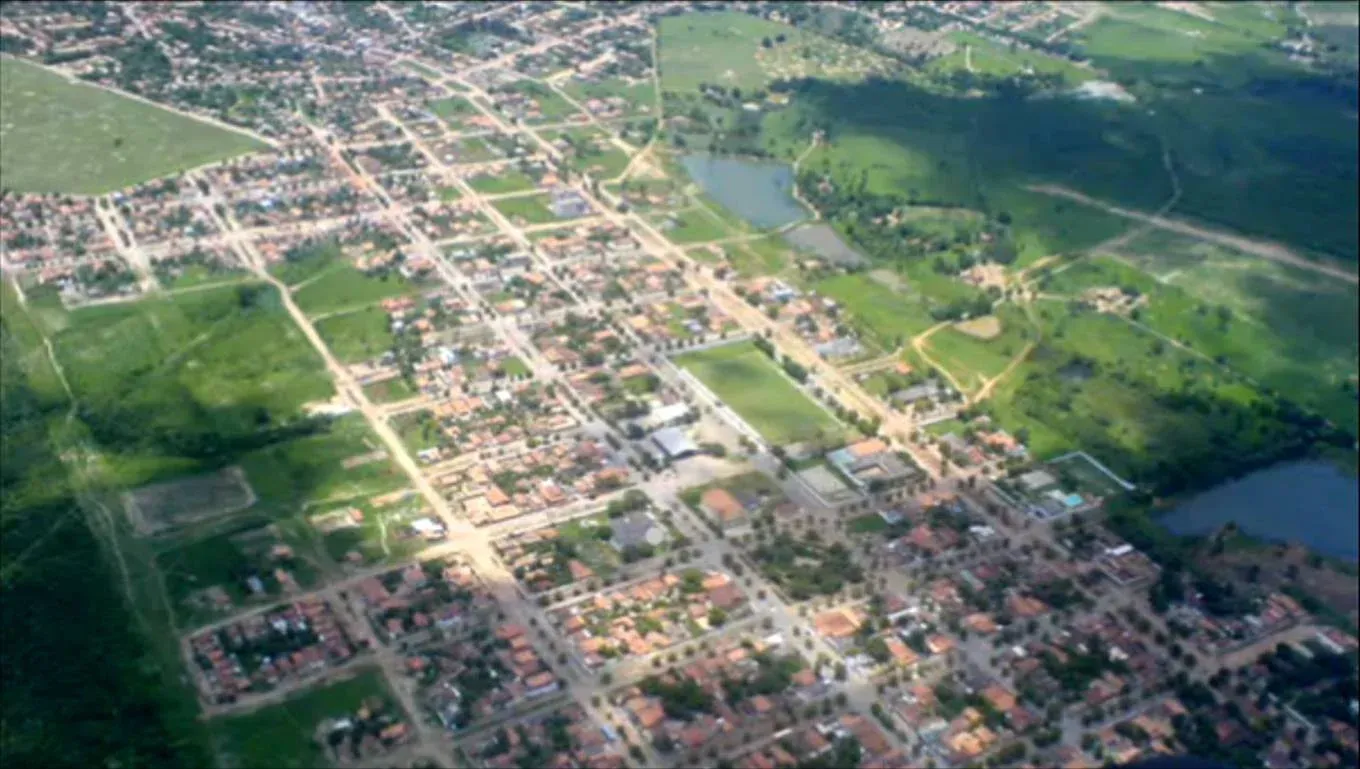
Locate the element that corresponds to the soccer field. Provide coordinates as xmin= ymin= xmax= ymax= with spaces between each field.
xmin=675 ymin=340 xmax=846 ymax=446
xmin=0 ymin=58 xmax=265 ymax=194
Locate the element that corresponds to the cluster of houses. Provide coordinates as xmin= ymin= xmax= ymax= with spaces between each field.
xmin=552 ymin=569 xmax=750 ymax=668
xmin=187 ymin=597 xmax=361 ymax=704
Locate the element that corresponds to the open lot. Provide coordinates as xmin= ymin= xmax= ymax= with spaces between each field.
xmin=210 ymin=669 xmax=397 ymax=769
xmin=0 ymin=58 xmax=265 ymax=194
xmin=675 ymin=340 xmax=847 ymax=446
xmin=314 ymin=307 xmax=397 ymax=365
xmin=124 ymin=466 xmax=257 ymax=536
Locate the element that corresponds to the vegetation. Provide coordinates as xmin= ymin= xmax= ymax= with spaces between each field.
xmin=0 ymin=58 xmax=264 ymax=194
xmin=675 ymin=340 xmax=846 ymax=446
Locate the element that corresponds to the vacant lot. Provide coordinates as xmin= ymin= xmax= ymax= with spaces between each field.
xmin=124 ymin=466 xmax=256 ymax=536
xmin=675 ymin=340 xmax=845 ymax=446
xmin=0 ymin=58 xmax=264 ymax=194
xmin=211 ymin=669 xmax=395 ymax=769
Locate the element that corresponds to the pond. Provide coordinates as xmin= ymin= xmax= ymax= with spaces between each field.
xmin=679 ymin=154 xmax=808 ymax=230
xmin=1160 ymin=460 xmax=1359 ymax=562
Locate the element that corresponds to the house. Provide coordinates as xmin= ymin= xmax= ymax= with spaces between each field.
xmin=700 ymin=487 xmax=750 ymax=533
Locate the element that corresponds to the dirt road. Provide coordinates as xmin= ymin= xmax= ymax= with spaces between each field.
xmin=1027 ymin=184 xmax=1358 ymax=285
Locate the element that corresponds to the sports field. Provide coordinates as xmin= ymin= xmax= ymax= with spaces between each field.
xmin=675 ymin=340 xmax=846 ymax=446
xmin=0 ymin=58 xmax=265 ymax=194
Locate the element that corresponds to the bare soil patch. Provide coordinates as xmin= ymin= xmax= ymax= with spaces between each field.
xmin=123 ymin=466 xmax=256 ymax=536
xmin=954 ymin=315 xmax=1002 ymax=340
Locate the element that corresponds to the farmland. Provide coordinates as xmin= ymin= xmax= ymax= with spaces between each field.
xmin=0 ymin=57 xmax=264 ymax=194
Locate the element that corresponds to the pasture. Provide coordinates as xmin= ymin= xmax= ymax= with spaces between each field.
xmin=0 ymin=58 xmax=264 ymax=194
xmin=675 ymin=340 xmax=847 ymax=446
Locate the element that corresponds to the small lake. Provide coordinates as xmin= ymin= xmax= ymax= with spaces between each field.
xmin=679 ymin=154 xmax=808 ymax=230
xmin=1160 ymin=460 xmax=1360 ymax=562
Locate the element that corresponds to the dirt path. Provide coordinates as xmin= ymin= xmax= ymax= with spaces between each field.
xmin=1027 ymin=183 xmax=1358 ymax=285
xmin=970 ymin=340 xmax=1036 ymax=404
xmin=910 ymin=321 xmax=970 ymax=396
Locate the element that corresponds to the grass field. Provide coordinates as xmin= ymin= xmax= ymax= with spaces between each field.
xmin=815 ymin=272 xmax=937 ymax=350
xmin=542 ymin=126 xmax=633 ymax=179
xmin=156 ymin=519 xmax=323 ymax=626
xmin=211 ymin=669 xmax=396 ymax=769
xmin=651 ymin=206 xmax=734 ymax=244
xmin=659 ymin=11 xmax=890 ymax=94
xmin=314 ymin=306 xmax=396 ymax=364
xmin=1045 ymin=244 xmax=1359 ymax=430
xmin=292 ymin=263 xmax=419 ymax=318
xmin=239 ymin=414 xmax=407 ymax=512
xmin=491 ymin=192 xmax=561 ymax=224
xmin=562 ymin=76 xmax=657 ymax=116
xmin=38 ymin=284 xmax=334 ymax=481
xmin=0 ymin=58 xmax=265 ymax=194
xmin=928 ymin=30 xmax=1095 ymax=85
xmin=428 ymin=95 xmax=480 ymax=127
xmin=467 ymin=166 xmax=538 ymax=195
xmin=675 ymin=340 xmax=847 ymax=446
xmin=362 ymin=377 xmax=417 ymax=404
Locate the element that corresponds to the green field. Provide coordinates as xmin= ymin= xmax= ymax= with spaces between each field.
xmin=467 ymin=166 xmax=538 ymax=195
xmin=928 ymin=30 xmax=1095 ymax=85
xmin=651 ymin=206 xmax=733 ymax=244
xmin=293 ymin=263 xmax=419 ymax=318
xmin=1043 ymin=242 xmax=1359 ymax=430
xmin=156 ymin=519 xmax=324 ymax=626
xmin=314 ymin=306 xmax=396 ymax=364
xmin=815 ymin=272 xmax=937 ymax=350
xmin=492 ymin=192 xmax=565 ymax=224
xmin=562 ymin=76 xmax=657 ymax=115
xmin=362 ymin=377 xmax=417 ymax=404
xmin=210 ymin=669 xmax=396 ymax=769
xmin=675 ymin=340 xmax=846 ymax=446
xmin=0 ymin=58 xmax=265 ymax=194
xmin=543 ymin=127 xmax=633 ymax=179
xmin=239 ymin=414 xmax=407 ymax=512
xmin=35 ymin=284 xmax=334 ymax=482
xmin=659 ymin=11 xmax=889 ymax=94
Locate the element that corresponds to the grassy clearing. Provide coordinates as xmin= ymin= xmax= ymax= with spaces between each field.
xmin=467 ymin=166 xmax=538 ymax=195
xmin=1044 ymin=246 xmax=1359 ymax=430
xmin=562 ymin=76 xmax=657 ymax=115
xmin=929 ymin=30 xmax=1095 ymax=84
xmin=43 ymin=284 xmax=334 ymax=474
xmin=156 ymin=519 xmax=324 ymax=626
xmin=210 ymin=669 xmax=395 ymax=769
xmin=815 ymin=272 xmax=937 ymax=349
xmin=239 ymin=414 xmax=407 ymax=513
xmin=314 ymin=307 xmax=396 ymax=365
xmin=428 ymin=95 xmax=480 ymax=127
xmin=0 ymin=58 xmax=265 ymax=194
xmin=675 ymin=340 xmax=846 ymax=446
xmin=292 ymin=263 xmax=419 ymax=318
xmin=659 ymin=11 xmax=890 ymax=94
xmin=542 ymin=126 xmax=633 ymax=179
xmin=650 ymin=206 xmax=733 ymax=244
xmin=362 ymin=377 xmax=417 ymax=404
xmin=492 ymin=192 xmax=564 ymax=225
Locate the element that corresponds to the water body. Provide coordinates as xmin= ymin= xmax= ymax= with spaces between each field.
xmin=783 ymin=223 xmax=867 ymax=267
xmin=1160 ymin=460 xmax=1360 ymax=562
xmin=679 ymin=154 xmax=807 ymax=230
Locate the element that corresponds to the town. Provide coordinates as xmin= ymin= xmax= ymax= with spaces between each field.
xmin=1 ymin=2 xmax=1356 ymax=769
